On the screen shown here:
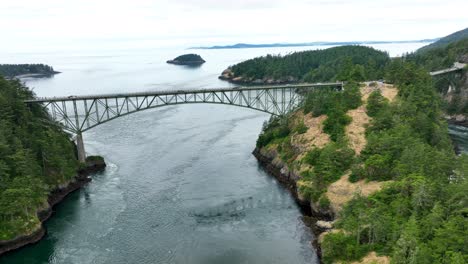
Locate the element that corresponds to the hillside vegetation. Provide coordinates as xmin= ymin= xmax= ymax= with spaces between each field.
xmin=255 ymin=60 xmax=467 ymax=263
xmin=417 ymin=27 xmax=468 ymax=54
xmin=0 ymin=77 xmax=79 ymax=240
xmin=407 ymin=38 xmax=468 ymax=71
xmin=220 ymin=46 xmax=390 ymax=84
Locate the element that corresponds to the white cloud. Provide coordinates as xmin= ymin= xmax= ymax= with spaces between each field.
xmin=0 ymin=0 xmax=466 ymax=52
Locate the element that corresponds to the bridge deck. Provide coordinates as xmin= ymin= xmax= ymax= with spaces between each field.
xmin=430 ymin=62 xmax=466 ymax=76
xmin=25 ymin=82 xmax=343 ymax=103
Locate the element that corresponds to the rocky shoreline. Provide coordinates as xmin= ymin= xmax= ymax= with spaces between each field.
xmin=166 ymin=60 xmax=205 ymax=66
xmin=219 ymin=68 xmax=298 ymax=85
xmin=252 ymin=148 xmax=331 ymax=262
xmin=0 ymin=159 xmax=106 ymax=256
xmin=445 ymin=114 xmax=468 ymax=127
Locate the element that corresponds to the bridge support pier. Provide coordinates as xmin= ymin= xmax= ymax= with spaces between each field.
xmin=76 ymin=133 xmax=86 ymax=163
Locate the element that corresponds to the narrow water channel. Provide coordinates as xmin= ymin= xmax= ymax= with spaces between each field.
xmin=0 ymin=43 xmax=437 ymax=263
xmin=1 ymin=104 xmax=317 ymax=264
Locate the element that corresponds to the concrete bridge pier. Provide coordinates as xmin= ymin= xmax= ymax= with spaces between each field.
xmin=76 ymin=132 xmax=86 ymax=163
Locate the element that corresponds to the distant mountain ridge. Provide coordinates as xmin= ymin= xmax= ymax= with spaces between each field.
xmin=417 ymin=27 xmax=468 ymax=53
xmin=191 ymin=39 xmax=438 ymax=50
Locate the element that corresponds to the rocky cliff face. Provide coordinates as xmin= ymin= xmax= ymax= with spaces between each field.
xmin=219 ymin=68 xmax=298 ymax=85
xmin=443 ymin=69 xmax=468 ymax=126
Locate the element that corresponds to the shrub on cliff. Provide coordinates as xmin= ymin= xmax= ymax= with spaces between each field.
xmin=323 ymin=108 xmax=352 ymax=141
xmin=294 ymin=120 xmax=308 ymax=134
xmin=322 ymin=232 xmax=369 ymax=263
xmin=366 ymin=90 xmax=389 ymax=117
xmin=256 ymin=117 xmax=291 ymax=148
xmin=341 ymin=82 xmax=363 ymax=109
xmin=301 ymin=143 xmax=355 ymax=201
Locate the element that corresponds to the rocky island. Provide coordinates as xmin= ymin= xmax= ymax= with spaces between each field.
xmin=166 ymin=54 xmax=206 ymax=66
xmin=0 ymin=77 xmax=105 ymax=256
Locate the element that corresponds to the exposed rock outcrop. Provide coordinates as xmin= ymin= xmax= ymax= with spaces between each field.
xmin=219 ymin=68 xmax=298 ymax=85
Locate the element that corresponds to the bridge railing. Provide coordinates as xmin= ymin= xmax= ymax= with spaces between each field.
xmin=25 ymin=82 xmax=343 ymax=103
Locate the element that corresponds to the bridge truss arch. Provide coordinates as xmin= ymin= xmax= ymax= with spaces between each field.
xmin=25 ymin=83 xmax=342 ymax=162
xmin=26 ymin=83 xmax=342 ymax=134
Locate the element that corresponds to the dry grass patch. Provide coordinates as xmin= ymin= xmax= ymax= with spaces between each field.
xmin=380 ymin=84 xmax=398 ymax=102
xmin=349 ymin=251 xmax=390 ymax=264
xmin=361 ymin=83 xmax=398 ymax=102
xmin=291 ymin=111 xmax=330 ymax=154
xmin=346 ymin=106 xmax=370 ymax=155
xmin=326 ymin=173 xmax=389 ymax=214
xmin=346 ymin=83 xmax=398 ymax=154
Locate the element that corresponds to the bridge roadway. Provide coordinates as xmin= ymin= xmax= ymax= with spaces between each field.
xmin=25 ymin=82 xmax=343 ymax=162
xmin=430 ymin=62 xmax=466 ymax=76
xmin=25 ymin=83 xmax=342 ymax=103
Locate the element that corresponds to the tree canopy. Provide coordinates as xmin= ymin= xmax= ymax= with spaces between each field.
xmin=0 ymin=77 xmax=78 ymax=240
xmin=0 ymin=64 xmax=58 ymax=78
xmin=226 ymin=45 xmax=389 ymax=83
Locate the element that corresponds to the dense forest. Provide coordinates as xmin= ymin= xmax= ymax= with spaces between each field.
xmin=256 ymin=60 xmax=467 ymax=263
xmin=0 ymin=64 xmax=58 ymax=78
xmin=221 ymin=46 xmax=390 ymax=83
xmin=0 ymin=77 xmax=78 ymax=240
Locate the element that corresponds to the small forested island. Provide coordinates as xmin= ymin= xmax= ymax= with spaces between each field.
xmin=0 ymin=64 xmax=60 ymax=78
xmin=0 ymin=77 xmax=105 ymax=255
xmin=219 ymin=45 xmax=389 ymax=84
xmin=166 ymin=54 xmax=206 ymax=66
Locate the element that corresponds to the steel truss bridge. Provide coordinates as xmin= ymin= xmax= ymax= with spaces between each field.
xmin=429 ymin=62 xmax=466 ymax=76
xmin=25 ymin=82 xmax=343 ymax=162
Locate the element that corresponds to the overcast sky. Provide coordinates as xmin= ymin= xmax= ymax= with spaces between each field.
xmin=0 ymin=0 xmax=466 ymax=52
